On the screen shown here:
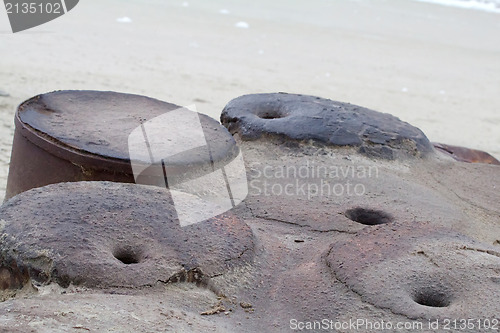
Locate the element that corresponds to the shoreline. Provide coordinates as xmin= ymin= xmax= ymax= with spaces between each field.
xmin=1 ymin=0 xmax=499 ymax=202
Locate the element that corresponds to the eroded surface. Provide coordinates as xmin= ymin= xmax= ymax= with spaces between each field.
xmin=221 ymin=93 xmax=434 ymax=159
xmin=0 ymin=94 xmax=499 ymax=332
xmin=0 ymin=182 xmax=254 ymax=290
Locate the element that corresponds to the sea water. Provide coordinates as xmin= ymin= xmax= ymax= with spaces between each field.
xmin=412 ymin=0 xmax=500 ymax=13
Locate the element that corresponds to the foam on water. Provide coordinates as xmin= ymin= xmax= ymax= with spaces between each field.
xmin=412 ymin=0 xmax=500 ymax=13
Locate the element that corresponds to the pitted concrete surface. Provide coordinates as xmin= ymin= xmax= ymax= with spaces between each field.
xmin=0 ymin=94 xmax=499 ymax=332
xmin=0 ymin=182 xmax=254 ymax=290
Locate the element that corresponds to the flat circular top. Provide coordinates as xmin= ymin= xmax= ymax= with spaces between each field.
xmin=221 ymin=93 xmax=434 ymax=159
xmin=0 ymin=181 xmax=255 ymax=288
xmin=17 ymin=91 xmax=237 ymax=165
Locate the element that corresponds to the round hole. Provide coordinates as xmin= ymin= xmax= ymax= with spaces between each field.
xmin=113 ymin=248 xmax=141 ymax=265
xmin=260 ymin=114 xmax=280 ymax=119
xmin=345 ymin=208 xmax=393 ymax=225
xmin=413 ymin=290 xmax=451 ymax=308
xmin=256 ymin=109 xmax=285 ymax=120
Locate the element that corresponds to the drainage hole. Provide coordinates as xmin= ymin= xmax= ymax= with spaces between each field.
xmin=345 ymin=207 xmax=393 ymax=225
xmin=113 ymin=248 xmax=141 ymax=265
xmin=257 ymin=108 xmax=286 ymax=119
xmin=413 ymin=290 xmax=451 ymax=308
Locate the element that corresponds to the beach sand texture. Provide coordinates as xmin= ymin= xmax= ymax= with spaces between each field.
xmin=0 ymin=0 xmax=499 ymax=202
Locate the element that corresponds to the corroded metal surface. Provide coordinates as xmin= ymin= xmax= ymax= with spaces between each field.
xmin=6 ymin=91 xmax=238 ymax=200
xmin=433 ymin=142 xmax=500 ymax=165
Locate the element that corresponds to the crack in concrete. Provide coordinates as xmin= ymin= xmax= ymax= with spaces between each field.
xmin=248 ymin=207 xmax=356 ymax=235
xmin=459 ymin=246 xmax=500 ymax=259
xmin=310 ymin=228 xmax=356 ymax=234
xmin=414 ymin=250 xmax=440 ymax=267
xmin=225 ymin=247 xmax=251 ymax=262
xmin=254 ymin=214 xmax=307 ymax=228
xmin=428 ymin=171 xmax=500 ymax=217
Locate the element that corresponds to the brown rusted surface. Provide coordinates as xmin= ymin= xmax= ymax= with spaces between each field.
xmin=0 ymin=261 xmax=30 ymax=291
xmin=433 ymin=142 xmax=500 ymax=165
xmin=5 ymin=91 xmax=238 ymax=200
xmin=0 ymin=182 xmax=254 ymax=289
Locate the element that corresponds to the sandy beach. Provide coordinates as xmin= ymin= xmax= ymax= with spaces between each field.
xmin=0 ymin=0 xmax=499 ymax=203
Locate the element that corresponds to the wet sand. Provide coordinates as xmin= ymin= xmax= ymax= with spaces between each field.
xmin=0 ymin=0 xmax=499 ymax=202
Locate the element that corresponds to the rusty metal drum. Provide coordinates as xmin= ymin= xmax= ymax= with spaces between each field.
xmin=5 ymin=91 xmax=238 ymax=200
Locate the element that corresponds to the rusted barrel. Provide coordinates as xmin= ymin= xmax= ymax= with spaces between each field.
xmin=5 ymin=91 xmax=238 ymax=200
